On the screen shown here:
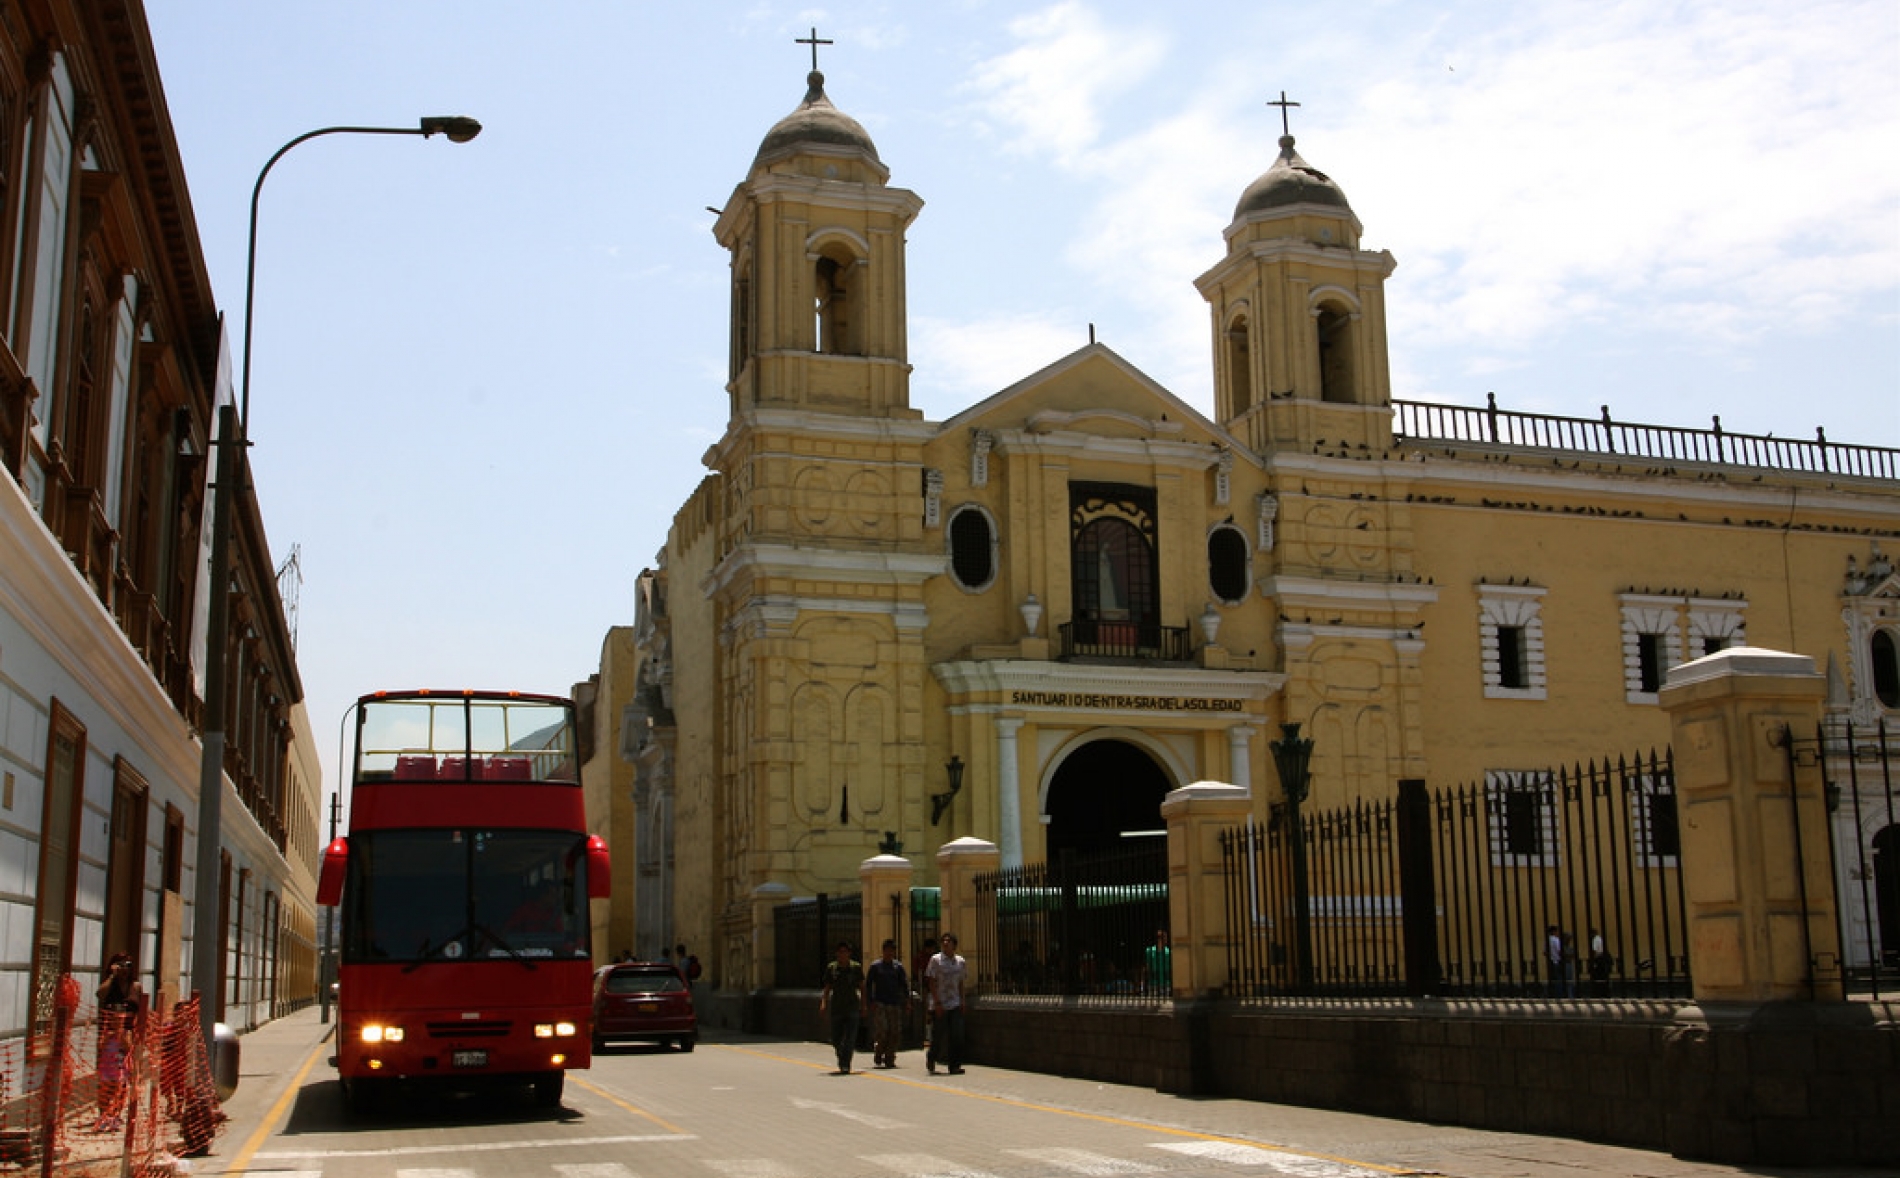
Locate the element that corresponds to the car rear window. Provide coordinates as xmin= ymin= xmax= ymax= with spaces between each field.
xmin=605 ymin=970 xmax=685 ymax=995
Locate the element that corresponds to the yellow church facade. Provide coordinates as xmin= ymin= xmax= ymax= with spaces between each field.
xmin=610 ymin=68 xmax=1900 ymax=988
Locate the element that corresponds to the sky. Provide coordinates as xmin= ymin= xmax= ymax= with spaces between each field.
xmin=141 ymin=1 xmax=1899 ymax=808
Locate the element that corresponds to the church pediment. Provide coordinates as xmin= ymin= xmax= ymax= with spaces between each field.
xmin=944 ymin=342 xmax=1252 ymax=457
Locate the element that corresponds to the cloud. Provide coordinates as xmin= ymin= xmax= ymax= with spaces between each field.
xmin=964 ymin=1 xmax=1168 ymax=167
xmin=911 ymin=311 xmax=1086 ymax=409
xmin=955 ymin=0 xmax=1897 ymax=407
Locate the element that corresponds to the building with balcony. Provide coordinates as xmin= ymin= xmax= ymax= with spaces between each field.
xmin=0 ymin=1 xmax=320 ymax=1039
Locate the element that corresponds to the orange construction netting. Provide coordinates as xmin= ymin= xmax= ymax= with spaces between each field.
xmin=0 ymin=978 xmax=227 ymax=1176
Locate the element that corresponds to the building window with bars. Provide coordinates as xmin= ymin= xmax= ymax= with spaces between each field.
xmin=1486 ymin=770 xmax=1557 ymax=867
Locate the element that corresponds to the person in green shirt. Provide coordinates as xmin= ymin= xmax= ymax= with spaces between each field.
xmin=819 ymin=940 xmax=868 ymax=1074
xmin=1143 ymin=928 xmax=1172 ymax=996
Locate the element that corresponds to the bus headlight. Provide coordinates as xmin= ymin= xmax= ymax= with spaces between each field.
xmin=360 ymin=1023 xmax=404 ymax=1044
xmin=534 ymin=1022 xmax=577 ymax=1039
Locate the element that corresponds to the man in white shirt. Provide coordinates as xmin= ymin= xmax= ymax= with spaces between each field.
xmin=924 ymin=932 xmax=967 ymax=1075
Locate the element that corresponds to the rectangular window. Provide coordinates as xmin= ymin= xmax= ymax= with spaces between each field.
xmin=1637 ymin=632 xmax=1667 ymax=694
xmin=1631 ymin=776 xmax=1681 ymax=867
xmin=1487 ymin=771 xmax=1557 ymax=867
xmin=1497 ymin=625 xmax=1528 ymax=689
xmin=1696 ymin=634 xmax=1731 ymax=658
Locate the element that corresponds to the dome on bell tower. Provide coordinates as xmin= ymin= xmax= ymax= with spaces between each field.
xmin=1235 ymin=134 xmax=1353 ymax=219
xmin=752 ymin=70 xmax=884 ymax=175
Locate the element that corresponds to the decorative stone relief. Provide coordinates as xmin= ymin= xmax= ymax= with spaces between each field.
xmin=924 ymin=467 xmax=944 ymax=528
xmin=971 ymin=429 xmax=994 ymax=487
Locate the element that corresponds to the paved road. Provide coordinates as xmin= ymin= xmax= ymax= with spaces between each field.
xmin=189 ymin=1006 xmax=1878 ymax=1178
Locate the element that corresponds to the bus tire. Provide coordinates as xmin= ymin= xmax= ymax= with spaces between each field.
xmin=341 ymin=1076 xmax=379 ymax=1116
xmin=531 ymin=1072 xmax=564 ymax=1108
xmin=679 ymin=1033 xmax=695 ymax=1052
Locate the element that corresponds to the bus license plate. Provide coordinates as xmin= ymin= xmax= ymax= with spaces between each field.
xmin=452 ymin=1050 xmax=488 ymax=1068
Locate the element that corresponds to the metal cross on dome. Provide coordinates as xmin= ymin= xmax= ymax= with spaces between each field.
xmin=1267 ymin=90 xmax=1301 ymax=136
xmin=796 ymin=27 xmax=834 ymax=72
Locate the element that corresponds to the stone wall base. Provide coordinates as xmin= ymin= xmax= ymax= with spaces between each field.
xmin=749 ymin=993 xmax=1898 ymax=1167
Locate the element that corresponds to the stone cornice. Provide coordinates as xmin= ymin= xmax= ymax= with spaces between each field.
xmin=706 ymin=543 xmax=944 ymax=598
xmin=932 ymin=658 xmax=1284 ymax=707
xmin=1261 ymin=575 xmax=1439 ymax=610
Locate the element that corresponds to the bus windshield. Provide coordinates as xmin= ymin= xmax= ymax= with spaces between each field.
xmin=356 ymin=694 xmax=578 ymax=783
xmin=340 ymin=828 xmax=591 ymax=964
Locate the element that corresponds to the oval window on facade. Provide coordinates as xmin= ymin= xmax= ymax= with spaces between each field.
xmin=1874 ymin=629 xmax=1900 ymax=709
xmin=949 ymin=506 xmax=996 ymax=591
xmin=1208 ymin=525 xmax=1250 ymax=604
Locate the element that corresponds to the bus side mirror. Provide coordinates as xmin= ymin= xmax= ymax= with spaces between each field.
xmin=586 ymin=835 xmax=611 ymax=900
xmin=317 ymin=837 xmax=349 ymax=906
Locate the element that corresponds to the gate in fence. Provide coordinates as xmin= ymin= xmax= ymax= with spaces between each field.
xmin=1789 ymin=717 xmax=1899 ymax=998
xmin=771 ymin=893 xmax=862 ymax=989
xmin=974 ymin=842 xmax=1169 ymax=1002
xmin=1222 ymin=750 xmax=1691 ymax=999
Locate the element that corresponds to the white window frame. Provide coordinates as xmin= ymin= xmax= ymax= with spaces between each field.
xmin=1687 ymin=598 xmax=1747 ymax=660
xmin=1486 ymin=770 xmax=1558 ymax=867
xmin=1620 ymin=596 xmax=1685 ymax=705
xmin=1478 ymin=584 xmax=1548 ymax=700
xmin=1626 ymin=770 xmax=1680 ymax=869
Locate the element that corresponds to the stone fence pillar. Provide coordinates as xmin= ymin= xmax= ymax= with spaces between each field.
xmin=1657 ymin=647 xmax=1841 ymax=1003
xmin=749 ymin=881 xmax=791 ymax=991
xmin=1160 ymin=782 xmax=1252 ymax=998
xmin=859 ymin=853 xmax=915 ymax=966
xmin=936 ymin=837 xmax=1000 ymax=981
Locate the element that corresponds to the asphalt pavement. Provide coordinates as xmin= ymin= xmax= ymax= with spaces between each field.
xmin=192 ymin=1003 xmax=1884 ymax=1178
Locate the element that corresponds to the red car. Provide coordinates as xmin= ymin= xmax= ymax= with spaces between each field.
xmin=592 ymin=962 xmax=697 ymax=1051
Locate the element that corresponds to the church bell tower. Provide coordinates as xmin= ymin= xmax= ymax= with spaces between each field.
xmin=1195 ymin=97 xmax=1396 ymax=455
xmin=712 ymin=53 xmax=924 ymax=421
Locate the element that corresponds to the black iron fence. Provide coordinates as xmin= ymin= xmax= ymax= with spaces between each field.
xmin=771 ymin=892 xmax=862 ymax=989
xmin=974 ymin=842 xmax=1170 ymax=1001
xmin=1393 ymin=393 xmax=1899 ymax=479
xmin=1787 ymin=718 xmax=1900 ymax=998
xmin=1223 ymin=751 xmax=1691 ymax=999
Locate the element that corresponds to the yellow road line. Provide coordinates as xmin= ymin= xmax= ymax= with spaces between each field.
xmin=567 ymin=1074 xmax=692 ymax=1136
xmin=713 ymin=1042 xmax=1412 ymax=1176
xmin=222 ymin=1031 xmax=331 ymax=1174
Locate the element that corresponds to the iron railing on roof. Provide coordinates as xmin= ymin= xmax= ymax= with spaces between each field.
xmin=1393 ymin=394 xmax=1899 ymax=479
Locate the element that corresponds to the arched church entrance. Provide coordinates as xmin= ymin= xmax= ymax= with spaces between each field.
xmin=1042 ymin=738 xmax=1174 ymax=873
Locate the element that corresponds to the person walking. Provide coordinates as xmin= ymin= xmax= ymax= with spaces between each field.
xmin=866 ymin=938 xmax=909 ymax=1068
xmin=925 ymin=932 xmax=968 ymax=1075
xmin=819 ymin=941 xmax=867 ymax=1074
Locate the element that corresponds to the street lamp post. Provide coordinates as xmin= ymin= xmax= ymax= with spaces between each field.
xmin=190 ymin=117 xmax=481 ymax=1050
xmin=1269 ymin=721 xmax=1315 ymax=994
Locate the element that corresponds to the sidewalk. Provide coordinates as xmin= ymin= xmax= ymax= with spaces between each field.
xmin=192 ymin=1003 xmax=335 ymax=1175
xmin=200 ymin=1006 xmax=1881 ymax=1178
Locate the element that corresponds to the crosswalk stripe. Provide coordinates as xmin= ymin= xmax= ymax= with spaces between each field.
xmin=394 ymin=1169 xmax=477 ymax=1178
xmin=257 ymin=1133 xmax=691 ymax=1160
xmin=553 ymin=1166 xmax=639 ymax=1178
xmin=702 ymin=1162 xmax=802 ymax=1178
xmin=863 ymin=1153 xmax=1003 ymax=1178
xmin=1004 ymin=1146 xmax=1162 ymax=1174
xmin=1152 ymin=1141 xmax=1389 ymax=1175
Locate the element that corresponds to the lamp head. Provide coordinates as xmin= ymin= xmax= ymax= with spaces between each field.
xmin=420 ymin=116 xmax=482 ymax=143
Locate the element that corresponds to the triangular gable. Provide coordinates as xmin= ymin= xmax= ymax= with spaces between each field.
xmin=941 ymin=342 xmax=1258 ymax=464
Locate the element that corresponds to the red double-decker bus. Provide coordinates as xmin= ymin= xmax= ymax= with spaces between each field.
xmin=316 ymin=689 xmax=610 ymax=1111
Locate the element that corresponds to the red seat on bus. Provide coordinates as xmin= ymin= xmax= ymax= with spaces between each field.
xmin=486 ymin=756 xmax=533 ymax=780
xmin=395 ymin=755 xmax=437 ymax=781
xmin=439 ymin=756 xmax=488 ymax=780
